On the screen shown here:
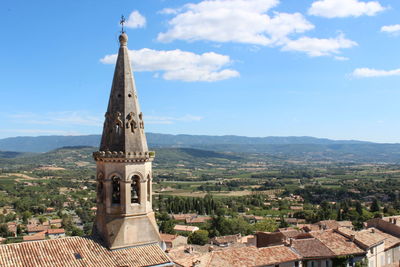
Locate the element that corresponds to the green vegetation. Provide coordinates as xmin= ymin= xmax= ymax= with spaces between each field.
xmin=0 ymin=145 xmax=399 ymax=243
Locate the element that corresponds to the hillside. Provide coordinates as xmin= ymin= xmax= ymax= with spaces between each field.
xmin=0 ymin=133 xmax=371 ymax=153
xmin=1 ymin=134 xmax=400 ymax=163
xmin=0 ymin=146 xmax=242 ymax=170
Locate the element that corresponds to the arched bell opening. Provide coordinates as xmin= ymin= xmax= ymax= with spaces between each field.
xmin=111 ymin=176 xmax=121 ymax=204
xmin=131 ymin=175 xmax=140 ymax=204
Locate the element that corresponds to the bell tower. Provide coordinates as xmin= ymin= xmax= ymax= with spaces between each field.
xmin=93 ymin=30 xmax=160 ymax=249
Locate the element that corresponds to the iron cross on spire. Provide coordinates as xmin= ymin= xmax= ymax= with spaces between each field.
xmin=120 ymin=15 xmax=126 ymax=33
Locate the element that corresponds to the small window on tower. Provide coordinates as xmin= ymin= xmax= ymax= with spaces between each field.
xmin=131 ymin=175 xmax=140 ymax=204
xmin=111 ymin=176 xmax=121 ymax=204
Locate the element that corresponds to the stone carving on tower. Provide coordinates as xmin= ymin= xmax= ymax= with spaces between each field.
xmin=93 ymin=29 xmax=160 ymax=249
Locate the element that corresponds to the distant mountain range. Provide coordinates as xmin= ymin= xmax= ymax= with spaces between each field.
xmin=1 ymin=134 xmax=400 ymax=163
xmin=0 ymin=133 xmax=372 ymax=153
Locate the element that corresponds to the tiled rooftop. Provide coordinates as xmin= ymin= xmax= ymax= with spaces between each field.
xmin=174 ymin=225 xmax=199 ymax=232
xmin=311 ymin=230 xmax=365 ymax=256
xmin=0 ymin=236 xmax=173 ymax=267
xmin=337 ymin=227 xmax=386 ymax=248
xmin=291 ymin=238 xmax=335 ymax=258
xmin=207 ymin=245 xmax=302 ymax=267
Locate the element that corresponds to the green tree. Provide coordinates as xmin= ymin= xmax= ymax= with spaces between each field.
xmin=370 ymin=198 xmax=380 ymax=213
xmin=159 ymin=220 xmax=175 ymax=234
xmin=355 ymin=202 xmax=363 ymax=216
xmin=188 ymin=230 xmax=209 ymax=245
xmin=254 ymin=219 xmax=278 ymax=232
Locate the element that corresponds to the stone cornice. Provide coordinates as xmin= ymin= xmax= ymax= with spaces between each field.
xmin=93 ymin=151 xmax=155 ymax=163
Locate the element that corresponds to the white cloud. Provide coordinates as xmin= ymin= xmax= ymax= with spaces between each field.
xmin=282 ymin=34 xmax=357 ymax=57
xmin=125 ymin=10 xmax=146 ymax=28
xmin=381 ymin=24 xmax=400 ymax=35
xmin=100 ymin=48 xmax=239 ymax=82
xmin=352 ymin=68 xmax=400 ymax=78
xmin=309 ymin=0 xmax=385 ymax=18
xmin=155 ymin=0 xmax=356 ymax=58
xmin=158 ymin=8 xmax=180 ymax=15
xmin=146 ymin=114 xmax=203 ymax=124
xmin=334 ymin=56 xmax=349 ymax=61
xmin=157 ymin=0 xmax=314 ymax=46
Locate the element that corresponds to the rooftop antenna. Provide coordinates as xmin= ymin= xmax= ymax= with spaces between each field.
xmin=120 ymin=15 xmax=126 ymax=33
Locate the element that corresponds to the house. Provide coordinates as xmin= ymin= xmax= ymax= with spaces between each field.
xmin=27 ymin=224 xmax=49 ymax=235
xmin=337 ymin=227 xmax=388 ymax=267
xmin=174 ymin=225 xmax=199 ymax=233
xmin=173 ymin=214 xmax=197 ymax=222
xmin=366 ymin=217 xmax=400 ymax=265
xmin=299 ymin=224 xmax=321 ymax=233
xmin=186 ymin=216 xmax=212 ymax=224
xmin=290 ymin=206 xmax=303 ymax=211
xmin=311 ymin=230 xmax=366 ymax=266
xmin=6 ymin=222 xmax=17 ymax=237
xmin=278 ymin=228 xmax=303 ymax=239
xmin=315 ymin=220 xmax=353 ymax=230
xmin=256 ymin=231 xmax=286 ymax=248
xmin=23 ymin=231 xmax=46 ymax=242
xmin=290 ymin=237 xmax=335 ymax=267
xmin=2 ymin=236 xmax=173 ymax=266
xmin=49 ymin=219 xmax=62 ymax=228
xmin=206 ymin=245 xmax=302 ymax=267
xmin=210 ymin=234 xmax=241 ymax=247
xmin=46 ymin=228 xmax=66 ymax=239
xmin=45 ymin=207 xmax=55 ymax=213
xmin=239 ymin=235 xmax=256 ymax=247
xmin=168 ymin=244 xmax=303 ymax=267
xmin=160 ymin=234 xmax=188 ymax=250
xmin=285 ymin=218 xmax=306 ymax=225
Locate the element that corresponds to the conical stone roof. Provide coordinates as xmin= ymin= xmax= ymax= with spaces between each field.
xmin=97 ymin=33 xmax=149 ymax=158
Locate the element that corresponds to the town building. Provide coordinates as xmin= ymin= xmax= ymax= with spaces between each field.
xmin=161 ymin=233 xmax=188 ymax=250
xmin=174 ymin=225 xmax=200 ymax=233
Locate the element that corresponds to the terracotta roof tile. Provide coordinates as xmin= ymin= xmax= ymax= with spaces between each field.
xmin=160 ymin=234 xmax=178 ymax=243
xmin=0 ymin=236 xmax=173 ymax=267
xmin=337 ymin=227 xmax=388 ymax=248
xmin=27 ymin=225 xmax=49 ymax=233
xmin=174 ymin=225 xmax=199 ymax=232
xmin=311 ymin=230 xmax=365 ymax=256
xmin=291 ymin=238 xmax=335 ymax=258
xmin=47 ymin=229 xmax=65 ymax=235
xmin=207 ymin=245 xmax=302 ymax=267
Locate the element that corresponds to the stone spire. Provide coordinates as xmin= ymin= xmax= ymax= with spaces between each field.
xmin=99 ymin=32 xmax=148 ymax=154
xmin=93 ymin=30 xmax=159 ymax=250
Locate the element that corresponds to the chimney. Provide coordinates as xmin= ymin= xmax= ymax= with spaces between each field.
xmin=371 ymin=228 xmax=375 ymax=234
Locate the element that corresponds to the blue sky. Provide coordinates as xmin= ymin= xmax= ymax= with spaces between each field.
xmin=1 ymin=0 xmax=400 ymax=142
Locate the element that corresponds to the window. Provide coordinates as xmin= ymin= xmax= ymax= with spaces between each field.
xmin=111 ymin=176 xmax=121 ymax=204
xmin=147 ymin=175 xmax=151 ymax=202
xmin=131 ymin=175 xmax=140 ymax=204
xmin=295 ymin=261 xmax=299 ymax=267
